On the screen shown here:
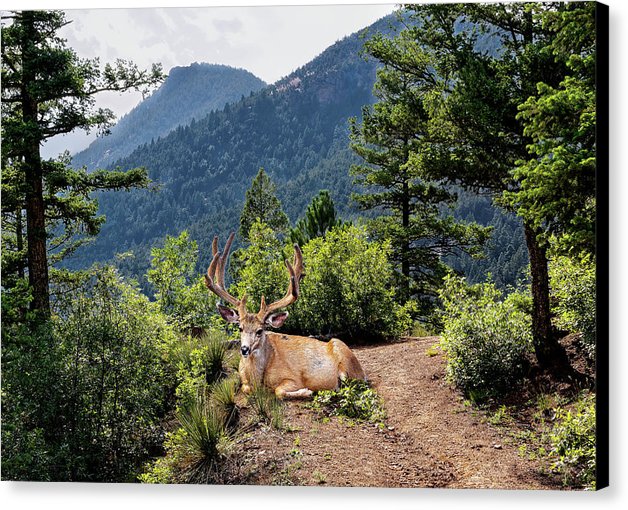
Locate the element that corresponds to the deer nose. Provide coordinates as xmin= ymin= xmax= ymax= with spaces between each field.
xmin=241 ymin=345 xmax=250 ymax=357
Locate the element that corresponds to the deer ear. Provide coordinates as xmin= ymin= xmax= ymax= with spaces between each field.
xmin=266 ymin=311 xmax=289 ymax=328
xmin=217 ymin=304 xmax=239 ymax=323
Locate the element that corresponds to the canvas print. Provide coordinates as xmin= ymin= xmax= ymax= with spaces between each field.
xmin=1 ymin=2 xmax=607 ymax=490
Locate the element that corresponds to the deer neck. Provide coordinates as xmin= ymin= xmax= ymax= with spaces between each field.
xmin=242 ymin=333 xmax=274 ymax=382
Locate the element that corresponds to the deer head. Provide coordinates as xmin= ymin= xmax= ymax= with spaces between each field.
xmin=205 ymin=232 xmax=304 ymax=357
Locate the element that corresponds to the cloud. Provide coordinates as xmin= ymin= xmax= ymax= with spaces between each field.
xmin=212 ymin=17 xmax=243 ymax=34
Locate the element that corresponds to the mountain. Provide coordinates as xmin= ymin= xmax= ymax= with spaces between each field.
xmin=71 ymin=63 xmax=267 ymax=170
xmin=66 ymin=14 xmax=527 ymax=292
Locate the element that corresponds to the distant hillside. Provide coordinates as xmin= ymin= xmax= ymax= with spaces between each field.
xmin=71 ymin=63 xmax=266 ymax=170
xmin=65 ymin=14 xmax=527 ymax=292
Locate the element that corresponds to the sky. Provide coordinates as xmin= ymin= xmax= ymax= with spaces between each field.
xmin=12 ymin=1 xmax=397 ymax=158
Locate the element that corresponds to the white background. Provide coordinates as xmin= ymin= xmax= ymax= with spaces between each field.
xmin=1 ymin=1 xmax=625 ymax=509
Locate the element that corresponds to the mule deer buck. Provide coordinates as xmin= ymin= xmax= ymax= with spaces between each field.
xmin=205 ymin=233 xmax=366 ymax=400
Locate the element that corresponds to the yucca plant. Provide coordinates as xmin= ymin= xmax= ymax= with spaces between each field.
xmin=202 ymin=330 xmax=228 ymax=383
xmin=175 ymin=393 xmax=228 ymax=483
xmin=247 ymin=384 xmax=284 ymax=430
xmin=211 ymin=375 xmax=240 ymax=430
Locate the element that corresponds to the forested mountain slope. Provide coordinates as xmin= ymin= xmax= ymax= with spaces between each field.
xmin=66 ymin=14 xmax=527 ymax=290
xmin=71 ymin=63 xmax=266 ymax=170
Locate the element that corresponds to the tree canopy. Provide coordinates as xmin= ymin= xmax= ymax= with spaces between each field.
xmin=1 ymin=10 xmax=163 ymax=315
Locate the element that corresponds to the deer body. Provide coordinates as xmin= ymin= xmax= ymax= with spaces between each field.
xmin=205 ymin=233 xmax=366 ymax=400
xmin=239 ymin=332 xmax=366 ymax=399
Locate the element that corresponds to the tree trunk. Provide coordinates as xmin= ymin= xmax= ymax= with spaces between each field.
xmin=24 ymin=152 xmax=50 ymax=316
xmin=22 ymin=12 xmax=50 ymax=317
xmin=523 ymin=223 xmax=561 ymax=367
xmin=401 ymin=180 xmax=411 ymax=300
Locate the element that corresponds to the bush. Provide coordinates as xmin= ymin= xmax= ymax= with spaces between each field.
xmin=544 ymin=393 xmax=596 ymax=489
xmin=231 ymin=222 xmax=412 ymax=342
xmin=147 ymin=230 xmax=218 ymax=332
xmin=439 ymin=275 xmax=533 ymax=400
xmin=140 ymin=393 xmax=232 ymax=484
xmin=2 ymin=267 xmax=176 ymax=482
xmin=288 ymin=225 xmax=413 ymax=342
xmin=311 ymin=379 xmax=386 ymax=425
xmin=54 ymin=267 xmax=176 ymax=481
xmin=168 ymin=330 xmax=230 ymax=412
xmin=549 ymin=254 xmax=596 ymax=359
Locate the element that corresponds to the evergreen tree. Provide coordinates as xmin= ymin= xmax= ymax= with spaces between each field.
xmin=364 ymin=2 xmax=595 ymax=366
xmin=350 ymin=44 xmax=490 ymax=304
xmin=289 ymin=190 xmax=343 ymax=247
xmin=1 ymin=10 xmax=163 ymax=317
xmin=239 ymin=167 xmax=289 ymax=241
xmin=504 ymin=3 xmax=597 ymax=258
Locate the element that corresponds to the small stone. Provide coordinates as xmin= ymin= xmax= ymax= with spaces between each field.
xmin=387 ymin=425 xmax=395 ymax=431
xmin=493 ymin=444 xmax=502 ymax=449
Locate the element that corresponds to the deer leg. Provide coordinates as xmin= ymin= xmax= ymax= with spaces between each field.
xmin=275 ymin=381 xmax=313 ymax=400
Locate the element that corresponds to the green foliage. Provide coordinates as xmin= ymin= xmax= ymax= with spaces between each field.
xmin=311 ymin=379 xmax=386 ymax=425
xmin=211 ymin=375 xmax=240 ymax=430
xmin=168 ymin=331 xmax=230 ymax=412
xmin=544 ymin=393 xmax=596 ymax=489
xmin=439 ymin=275 xmax=533 ymax=400
xmin=288 ymin=224 xmax=414 ymax=342
xmin=239 ymin=168 xmax=289 ymax=241
xmin=289 ymin=189 xmax=343 ymax=246
xmin=549 ymin=254 xmax=596 ymax=359
xmin=174 ymin=394 xmax=229 ymax=484
xmin=230 ymin=220 xmax=287 ymax=312
xmin=147 ymin=230 xmax=217 ymax=331
xmin=141 ymin=394 xmax=231 ymax=484
xmin=2 ymin=266 xmax=176 ymax=481
xmin=505 ymin=3 xmax=596 ymax=257
xmin=247 ymin=384 xmax=285 ymax=430
xmin=1 ymin=9 xmax=163 ymax=314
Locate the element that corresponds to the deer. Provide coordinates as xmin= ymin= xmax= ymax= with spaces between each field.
xmin=205 ymin=232 xmax=366 ymax=400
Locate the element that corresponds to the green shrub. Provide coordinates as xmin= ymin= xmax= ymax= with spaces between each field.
xmin=170 ymin=330 xmax=229 ymax=412
xmin=549 ymin=254 xmax=596 ymax=359
xmin=311 ymin=379 xmax=386 ymax=425
xmin=211 ymin=375 xmax=240 ymax=430
xmin=545 ymin=393 xmax=596 ymax=489
xmin=1 ymin=267 xmax=176 ymax=482
xmin=52 ymin=267 xmax=176 ymax=481
xmin=140 ymin=394 xmax=231 ymax=484
xmin=439 ymin=274 xmax=533 ymax=400
xmin=231 ymin=222 xmax=412 ymax=342
xmin=147 ymin=230 xmax=218 ymax=332
xmin=288 ymin=225 xmax=413 ymax=342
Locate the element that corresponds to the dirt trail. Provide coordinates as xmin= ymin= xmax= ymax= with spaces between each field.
xmin=238 ymin=337 xmax=559 ymax=489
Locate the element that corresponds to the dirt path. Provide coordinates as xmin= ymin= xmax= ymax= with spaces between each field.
xmin=237 ymin=337 xmax=559 ymax=489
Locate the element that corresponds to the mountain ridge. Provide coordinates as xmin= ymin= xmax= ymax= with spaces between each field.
xmin=71 ymin=63 xmax=267 ymax=170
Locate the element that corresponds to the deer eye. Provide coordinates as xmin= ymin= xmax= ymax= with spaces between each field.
xmin=256 ymin=329 xmax=263 ymax=336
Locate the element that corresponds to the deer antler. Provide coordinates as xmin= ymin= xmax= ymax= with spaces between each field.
xmin=205 ymin=232 xmax=240 ymax=308
xmin=258 ymin=244 xmax=304 ymax=319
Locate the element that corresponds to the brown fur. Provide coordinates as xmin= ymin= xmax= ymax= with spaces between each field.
xmin=238 ymin=327 xmax=366 ymax=400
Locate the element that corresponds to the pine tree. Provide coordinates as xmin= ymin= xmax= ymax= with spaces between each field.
xmin=239 ymin=167 xmax=289 ymax=241
xmin=366 ymin=3 xmax=593 ymax=366
xmin=1 ymin=10 xmax=163 ymax=317
xmin=350 ymin=41 xmax=490 ymax=304
xmin=289 ymin=190 xmax=343 ymax=247
xmin=505 ymin=2 xmax=597 ymax=258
